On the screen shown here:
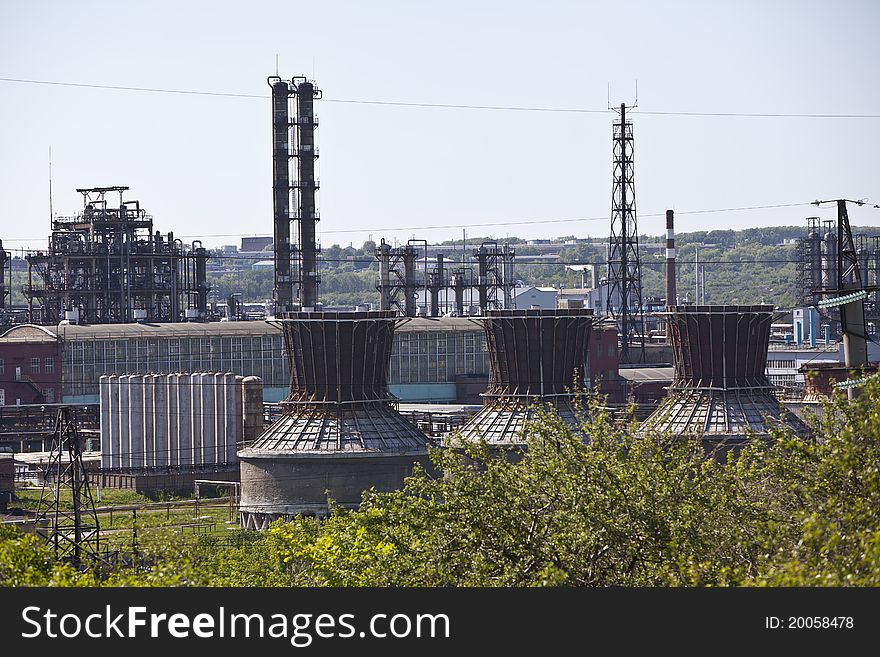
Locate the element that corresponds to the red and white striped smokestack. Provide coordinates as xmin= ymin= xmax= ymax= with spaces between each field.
xmin=665 ymin=209 xmax=676 ymax=306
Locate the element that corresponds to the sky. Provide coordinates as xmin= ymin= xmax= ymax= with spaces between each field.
xmin=1 ymin=0 xmax=879 ymax=252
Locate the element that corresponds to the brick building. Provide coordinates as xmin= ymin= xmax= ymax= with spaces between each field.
xmin=0 ymin=325 xmax=62 ymax=406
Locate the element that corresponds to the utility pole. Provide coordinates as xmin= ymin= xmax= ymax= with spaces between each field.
xmin=606 ymin=102 xmax=646 ymax=363
xmin=813 ymin=199 xmax=876 ymax=399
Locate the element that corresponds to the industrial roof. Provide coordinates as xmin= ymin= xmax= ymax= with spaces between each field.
xmin=618 ymin=367 xmax=675 ymax=382
xmin=34 ymin=316 xmax=484 ymax=341
xmin=0 ymin=324 xmax=58 ymax=343
xmin=53 ymin=321 xmax=281 ymax=340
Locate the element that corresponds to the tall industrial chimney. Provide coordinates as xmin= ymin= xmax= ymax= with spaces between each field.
xmin=665 ymin=209 xmax=676 ymax=306
xmin=293 ymin=78 xmax=321 ymax=309
xmin=269 ymin=76 xmax=293 ymax=313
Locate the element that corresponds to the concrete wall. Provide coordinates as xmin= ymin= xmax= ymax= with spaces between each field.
xmin=238 ymin=453 xmax=431 ymax=527
xmin=98 ymin=465 xmax=238 ymax=498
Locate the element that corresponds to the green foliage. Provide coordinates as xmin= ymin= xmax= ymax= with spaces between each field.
xmin=2 ymin=379 xmax=880 ymax=587
xmin=265 ymin=384 xmax=880 ymax=587
xmin=0 ymin=525 xmax=83 ymax=586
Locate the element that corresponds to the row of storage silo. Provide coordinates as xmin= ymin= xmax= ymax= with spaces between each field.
xmin=99 ymin=373 xmax=262 ymax=470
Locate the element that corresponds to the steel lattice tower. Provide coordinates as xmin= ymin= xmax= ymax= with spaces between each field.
xmin=606 ymin=103 xmax=646 ymax=363
xmin=34 ymin=407 xmax=101 ymax=567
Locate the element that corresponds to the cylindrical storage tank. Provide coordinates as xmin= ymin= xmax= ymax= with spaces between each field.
xmin=238 ymin=312 xmax=431 ymax=526
xmin=823 ymin=232 xmax=837 ymax=292
xmin=99 ymin=375 xmax=111 ymax=469
xmin=809 ymin=230 xmax=823 ymax=292
xmin=190 ymin=373 xmax=204 ymax=465
xmin=154 ymin=374 xmax=169 ymax=467
xmin=201 ymin=372 xmax=218 ymax=465
xmin=166 ymin=374 xmax=180 ymax=466
xmin=223 ymin=373 xmax=238 ymax=463
xmin=178 ymin=373 xmax=193 ymax=466
xmin=111 ymin=375 xmax=123 ymax=469
xmin=128 ymin=375 xmax=145 ymax=469
xmin=143 ymin=374 xmax=156 ymax=467
xmin=241 ymin=376 xmax=263 ymax=445
xmin=213 ymin=372 xmax=227 ymax=464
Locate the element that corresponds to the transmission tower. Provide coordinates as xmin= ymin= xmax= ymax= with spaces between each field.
xmin=35 ymin=407 xmax=101 ymax=566
xmin=606 ymin=103 xmax=646 ymax=363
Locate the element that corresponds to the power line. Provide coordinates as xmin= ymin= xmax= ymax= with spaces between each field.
xmin=0 ymin=202 xmax=816 ymax=243
xmin=3 ymin=76 xmax=880 ymax=119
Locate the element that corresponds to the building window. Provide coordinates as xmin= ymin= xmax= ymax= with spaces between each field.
xmin=46 ymin=388 xmax=55 ymax=403
xmin=31 ymin=358 xmax=40 ymax=373
xmin=44 ymin=357 xmax=55 ymax=374
xmin=0 ymin=388 xmax=4 ymax=406
xmin=0 ymin=358 xmax=3 ymax=374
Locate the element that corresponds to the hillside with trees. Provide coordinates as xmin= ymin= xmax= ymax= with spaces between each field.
xmin=206 ymin=226 xmax=879 ymax=311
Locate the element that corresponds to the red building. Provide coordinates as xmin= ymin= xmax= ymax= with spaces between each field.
xmin=588 ymin=325 xmax=624 ymax=403
xmin=0 ymin=325 xmax=62 ymax=406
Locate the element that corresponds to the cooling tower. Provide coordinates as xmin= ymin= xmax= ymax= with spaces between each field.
xmin=640 ymin=305 xmax=810 ymax=451
xmin=237 ymin=311 xmax=431 ymax=528
xmin=451 ymin=309 xmax=594 ymax=450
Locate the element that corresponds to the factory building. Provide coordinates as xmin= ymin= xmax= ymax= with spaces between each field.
xmin=0 ymin=324 xmax=62 ymax=405
xmin=46 ymin=319 xmax=491 ymax=404
xmin=4 ymin=315 xmax=866 ymax=412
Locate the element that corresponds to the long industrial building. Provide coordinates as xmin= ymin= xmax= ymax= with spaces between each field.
xmin=5 ymin=314 xmax=870 ymax=413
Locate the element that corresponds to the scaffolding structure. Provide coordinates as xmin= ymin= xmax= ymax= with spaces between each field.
xmin=24 ymin=187 xmax=208 ymax=325
xmin=376 ymin=238 xmax=515 ymax=317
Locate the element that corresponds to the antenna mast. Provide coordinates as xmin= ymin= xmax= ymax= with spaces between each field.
xmin=605 ymin=93 xmax=646 ymax=364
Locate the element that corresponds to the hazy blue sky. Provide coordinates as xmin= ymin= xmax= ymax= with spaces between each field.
xmin=1 ymin=0 xmax=878 ymax=251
